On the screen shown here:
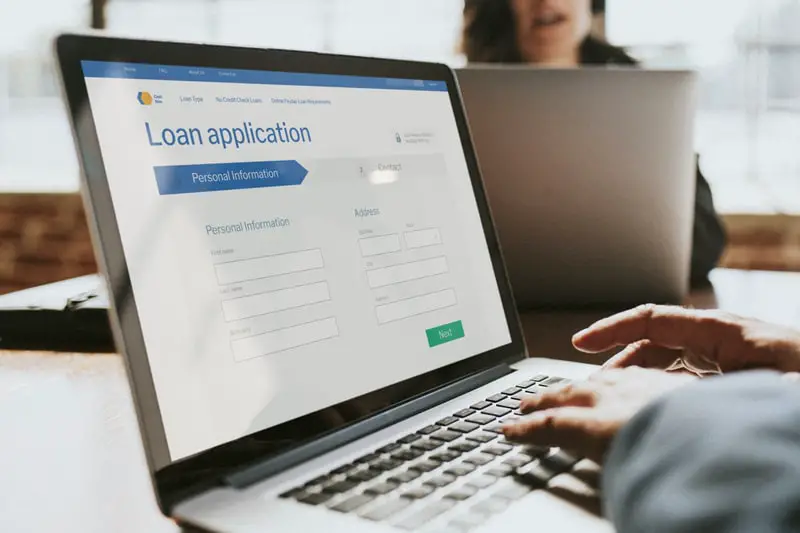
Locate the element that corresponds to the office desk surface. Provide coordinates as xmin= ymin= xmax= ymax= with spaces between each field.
xmin=2 ymin=268 xmax=799 ymax=533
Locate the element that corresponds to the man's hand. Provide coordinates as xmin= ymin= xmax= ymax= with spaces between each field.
xmin=573 ymin=304 xmax=800 ymax=374
xmin=503 ymin=368 xmax=696 ymax=463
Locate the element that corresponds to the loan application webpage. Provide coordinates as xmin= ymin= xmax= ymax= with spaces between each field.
xmin=82 ymin=61 xmax=511 ymax=460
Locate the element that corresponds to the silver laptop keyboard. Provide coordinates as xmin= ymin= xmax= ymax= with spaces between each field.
xmin=281 ymin=374 xmax=583 ymax=531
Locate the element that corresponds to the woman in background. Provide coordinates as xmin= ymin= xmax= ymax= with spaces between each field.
xmin=461 ymin=0 xmax=727 ymax=286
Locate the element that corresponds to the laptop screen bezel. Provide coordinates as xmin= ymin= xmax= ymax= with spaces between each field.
xmin=55 ymin=34 xmax=526 ymax=512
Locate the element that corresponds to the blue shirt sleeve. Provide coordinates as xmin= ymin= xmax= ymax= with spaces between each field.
xmin=602 ymin=371 xmax=800 ymax=533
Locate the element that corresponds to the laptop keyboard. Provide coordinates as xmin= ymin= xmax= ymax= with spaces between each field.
xmin=280 ymin=374 xmax=583 ymax=531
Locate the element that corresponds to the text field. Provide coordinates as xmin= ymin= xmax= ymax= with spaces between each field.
xmin=215 ymin=249 xmax=324 ymax=285
xmin=404 ymin=228 xmax=442 ymax=249
xmin=231 ymin=317 xmax=339 ymax=361
xmin=376 ymin=289 xmax=457 ymax=324
xmin=366 ymin=256 xmax=449 ymax=289
xmin=222 ymin=281 xmax=330 ymax=321
xmin=359 ymin=234 xmax=401 ymax=257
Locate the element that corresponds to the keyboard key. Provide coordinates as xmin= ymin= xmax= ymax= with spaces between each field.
xmin=472 ymin=497 xmax=509 ymax=516
xmin=398 ymin=434 xmax=422 ymax=444
xmin=298 ymin=491 xmax=334 ymax=505
xmin=348 ymin=469 xmax=381 ymax=483
xmin=497 ymin=399 xmax=520 ymax=410
xmin=454 ymin=408 xmax=476 ymax=418
xmin=486 ymin=394 xmax=506 ymax=402
xmin=370 ymin=458 xmax=403 ymax=472
xmin=445 ymin=485 xmax=478 ymax=501
xmin=323 ymin=480 xmax=358 ymax=494
xmin=511 ymin=392 xmax=529 ymax=401
xmin=502 ymin=387 xmax=522 ymax=396
xmin=360 ymin=497 xmax=413 ymax=521
xmin=483 ymin=444 xmax=513 ymax=457
xmin=418 ymin=425 xmax=440 ymax=435
xmin=485 ymin=464 xmax=514 ymax=477
xmin=524 ymin=387 xmax=541 ymax=394
xmin=279 ymin=487 xmax=305 ymax=499
xmin=354 ymin=453 xmax=381 ymax=465
xmin=519 ymin=462 xmax=559 ymax=485
xmin=463 ymin=453 xmax=494 ymax=466
xmin=437 ymin=416 xmax=459 ymax=426
xmin=430 ymin=430 xmax=461 ymax=442
xmin=305 ymin=475 xmax=331 ymax=487
xmin=410 ymin=460 xmax=441 ymax=473
xmin=444 ymin=464 xmax=476 ymax=477
xmin=484 ymin=423 xmax=505 ymax=434
xmin=403 ymin=485 xmax=435 ymax=499
xmin=482 ymin=406 xmax=511 ymax=417
xmin=530 ymin=374 xmax=549 ymax=382
xmin=331 ymin=493 xmax=375 ymax=513
xmin=542 ymin=450 xmax=581 ymax=472
xmin=377 ymin=442 xmax=402 ymax=454
xmin=388 ymin=470 xmax=421 ymax=484
xmin=449 ymin=421 xmax=480 ymax=434
xmin=503 ymin=454 xmax=535 ymax=468
xmin=365 ymin=481 xmax=399 ymax=495
xmin=411 ymin=439 xmax=443 ymax=452
xmin=431 ymin=450 xmax=462 ymax=463
xmin=526 ymin=445 xmax=551 ymax=457
xmin=424 ymin=474 xmax=457 ymax=488
xmin=449 ymin=441 xmax=479 ymax=453
xmin=541 ymin=376 xmax=566 ymax=386
xmin=330 ymin=464 xmax=358 ymax=476
xmin=392 ymin=448 xmax=424 ymax=462
xmin=516 ymin=380 xmax=536 ymax=389
xmin=494 ymin=482 xmax=532 ymax=501
xmin=466 ymin=414 xmax=495 ymax=425
xmin=465 ymin=432 xmax=497 ymax=444
xmin=467 ymin=475 xmax=498 ymax=489
xmin=396 ymin=501 xmax=456 ymax=530
xmin=470 ymin=400 xmax=492 ymax=410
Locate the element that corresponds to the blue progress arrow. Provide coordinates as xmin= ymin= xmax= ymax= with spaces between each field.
xmin=153 ymin=160 xmax=308 ymax=195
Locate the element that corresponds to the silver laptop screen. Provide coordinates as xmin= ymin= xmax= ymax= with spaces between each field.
xmin=81 ymin=61 xmax=511 ymax=461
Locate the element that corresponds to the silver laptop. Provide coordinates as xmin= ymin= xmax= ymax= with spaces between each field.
xmin=56 ymin=34 xmax=610 ymax=533
xmin=456 ymin=66 xmax=697 ymax=309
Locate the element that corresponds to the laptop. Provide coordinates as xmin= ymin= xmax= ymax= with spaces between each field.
xmin=456 ymin=66 xmax=697 ymax=309
xmin=56 ymin=34 xmax=609 ymax=533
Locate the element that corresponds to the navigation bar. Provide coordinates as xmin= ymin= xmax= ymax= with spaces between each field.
xmin=81 ymin=61 xmax=449 ymax=92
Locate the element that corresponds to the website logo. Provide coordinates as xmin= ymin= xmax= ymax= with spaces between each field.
xmin=137 ymin=91 xmax=163 ymax=105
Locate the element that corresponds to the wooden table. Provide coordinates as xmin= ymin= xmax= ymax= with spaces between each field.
xmin=2 ymin=269 xmax=800 ymax=533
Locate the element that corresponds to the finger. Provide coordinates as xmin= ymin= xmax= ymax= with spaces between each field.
xmin=602 ymin=340 xmax=682 ymax=370
xmin=572 ymin=304 xmax=734 ymax=355
xmin=502 ymin=407 xmax=604 ymax=461
xmin=519 ymin=383 xmax=596 ymax=414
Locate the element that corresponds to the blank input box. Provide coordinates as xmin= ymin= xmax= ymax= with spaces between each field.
xmin=231 ymin=317 xmax=339 ymax=361
xmin=375 ymin=289 xmax=457 ymax=324
xmin=215 ymin=249 xmax=324 ymax=285
xmin=222 ymin=281 xmax=330 ymax=321
xmin=404 ymin=228 xmax=442 ymax=249
xmin=366 ymin=256 xmax=449 ymax=288
xmin=359 ymin=234 xmax=401 ymax=257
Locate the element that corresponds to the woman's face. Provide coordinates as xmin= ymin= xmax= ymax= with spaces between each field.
xmin=510 ymin=0 xmax=593 ymax=64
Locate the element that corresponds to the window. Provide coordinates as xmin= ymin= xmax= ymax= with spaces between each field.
xmin=608 ymin=0 xmax=800 ymax=213
xmin=0 ymin=0 xmax=89 ymax=192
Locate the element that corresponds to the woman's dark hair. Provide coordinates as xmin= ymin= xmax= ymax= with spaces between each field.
xmin=461 ymin=0 xmax=636 ymax=65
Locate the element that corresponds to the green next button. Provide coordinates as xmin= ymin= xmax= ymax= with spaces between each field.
xmin=426 ymin=320 xmax=465 ymax=348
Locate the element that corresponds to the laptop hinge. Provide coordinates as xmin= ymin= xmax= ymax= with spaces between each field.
xmin=224 ymin=363 xmax=515 ymax=489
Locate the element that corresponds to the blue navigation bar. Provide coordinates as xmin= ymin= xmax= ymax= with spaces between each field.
xmin=154 ymin=160 xmax=308 ymax=195
xmin=81 ymin=61 xmax=449 ymax=92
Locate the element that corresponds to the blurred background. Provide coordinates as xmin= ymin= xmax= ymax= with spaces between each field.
xmin=2 ymin=0 xmax=799 ymax=294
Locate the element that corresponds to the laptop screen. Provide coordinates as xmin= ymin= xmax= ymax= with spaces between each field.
xmin=81 ymin=60 xmax=512 ymax=461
